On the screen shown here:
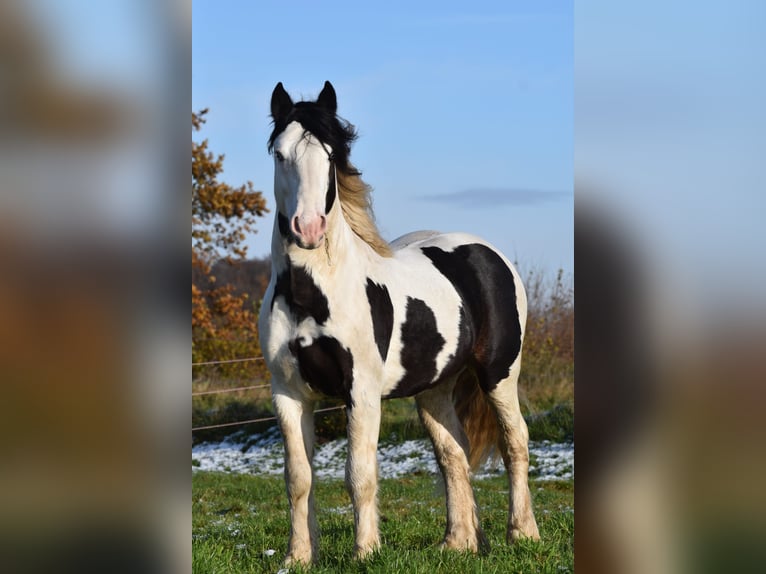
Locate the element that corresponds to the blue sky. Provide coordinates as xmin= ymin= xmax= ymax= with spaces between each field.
xmin=193 ymin=1 xmax=573 ymax=275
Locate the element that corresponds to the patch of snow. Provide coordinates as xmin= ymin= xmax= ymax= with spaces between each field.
xmin=377 ymin=440 xmax=440 ymax=478
xmin=529 ymin=440 xmax=574 ymax=481
xmin=193 ymin=427 xmax=284 ymax=475
xmin=326 ymin=505 xmax=352 ymax=515
xmin=314 ymin=438 xmax=348 ymax=478
xmin=192 ymin=429 xmax=573 ymax=482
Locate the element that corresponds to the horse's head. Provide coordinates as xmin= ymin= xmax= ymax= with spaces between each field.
xmin=268 ymin=81 xmax=356 ymax=250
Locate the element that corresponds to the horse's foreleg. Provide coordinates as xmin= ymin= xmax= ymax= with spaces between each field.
xmin=273 ymin=391 xmax=317 ymax=565
xmin=345 ymin=398 xmax=382 ymax=559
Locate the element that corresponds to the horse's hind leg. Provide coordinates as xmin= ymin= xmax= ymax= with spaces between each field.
xmin=416 ymin=379 xmax=486 ymax=552
xmin=487 ymin=359 xmax=540 ymax=542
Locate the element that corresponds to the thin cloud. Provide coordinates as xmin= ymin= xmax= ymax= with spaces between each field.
xmin=418 ymin=188 xmax=571 ymax=209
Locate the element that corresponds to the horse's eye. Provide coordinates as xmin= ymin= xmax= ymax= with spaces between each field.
xmin=275 ymin=151 xmax=285 ymax=162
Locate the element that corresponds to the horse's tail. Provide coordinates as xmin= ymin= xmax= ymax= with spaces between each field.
xmin=453 ymin=368 xmax=500 ymax=471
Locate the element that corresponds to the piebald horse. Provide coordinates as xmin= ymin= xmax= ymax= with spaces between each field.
xmin=259 ymin=81 xmax=539 ymax=565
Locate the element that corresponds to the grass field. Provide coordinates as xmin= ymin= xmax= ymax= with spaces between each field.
xmin=193 ymin=472 xmax=573 ymax=573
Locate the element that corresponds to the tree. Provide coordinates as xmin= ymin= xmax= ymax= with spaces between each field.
xmin=192 ymin=109 xmax=269 ymax=379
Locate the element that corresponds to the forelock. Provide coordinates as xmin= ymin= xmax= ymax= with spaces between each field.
xmin=268 ymin=101 xmax=357 ymax=173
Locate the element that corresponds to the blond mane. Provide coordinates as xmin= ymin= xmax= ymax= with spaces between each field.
xmin=336 ymin=166 xmax=392 ymax=257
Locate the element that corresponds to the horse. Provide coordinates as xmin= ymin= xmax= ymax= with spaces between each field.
xmin=258 ymin=81 xmax=540 ymax=565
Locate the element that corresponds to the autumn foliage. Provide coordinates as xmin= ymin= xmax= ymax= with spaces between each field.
xmin=192 ymin=109 xmax=269 ymax=379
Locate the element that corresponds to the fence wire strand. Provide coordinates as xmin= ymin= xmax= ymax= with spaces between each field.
xmin=192 ymin=356 xmax=264 ymax=367
xmin=192 ymin=384 xmax=271 ymax=397
xmin=191 ymin=405 xmax=345 ymax=432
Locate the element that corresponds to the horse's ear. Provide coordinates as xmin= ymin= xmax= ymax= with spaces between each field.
xmin=271 ymin=82 xmax=293 ymax=122
xmin=317 ymin=81 xmax=337 ymax=114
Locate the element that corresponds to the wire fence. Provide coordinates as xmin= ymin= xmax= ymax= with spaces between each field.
xmin=193 ymin=354 xmax=270 ymax=431
xmin=192 ymin=354 xmax=268 ymax=395
xmin=192 ymin=352 xmax=346 ymax=433
xmin=191 ymin=405 xmax=345 ymax=432
xmin=192 ymin=383 xmax=271 ymax=397
xmin=192 ymin=356 xmax=265 ymax=367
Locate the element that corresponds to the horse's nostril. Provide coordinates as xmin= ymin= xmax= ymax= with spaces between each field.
xmin=290 ymin=214 xmax=326 ymax=246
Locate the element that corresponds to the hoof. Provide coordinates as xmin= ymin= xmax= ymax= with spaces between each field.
xmin=353 ymin=542 xmax=379 ymax=560
xmin=508 ymin=525 xmax=541 ymax=544
xmin=439 ymin=533 xmax=480 ymax=553
xmin=284 ymin=551 xmax=313 ymax=567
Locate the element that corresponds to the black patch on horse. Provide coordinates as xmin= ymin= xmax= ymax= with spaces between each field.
xmin=272 ymin=260 xmax=330 ymax=325
xmin=277 ymin=212 xmax=291 ymax=240
xmin=388 ymin=297 xmax=446 ymax=398
xmin=325 ymin=162 xmax=337 ymax=214
xmin=365 ymin=278 xmax=394 ymax=361
xmin=433 ymin=305 xmax=473 ymax=382
xmin=422 ymin=244 xmax=522 ymax=393
xmin=289 ymin=336 xmax=354 ymax=407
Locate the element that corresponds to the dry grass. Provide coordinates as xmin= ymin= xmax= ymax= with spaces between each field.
xmin=518 ymin=267 xmax=574 ymax=413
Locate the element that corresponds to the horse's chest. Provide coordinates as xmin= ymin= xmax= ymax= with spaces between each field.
xmin=268 ymin=262 xmax=360 ymax=405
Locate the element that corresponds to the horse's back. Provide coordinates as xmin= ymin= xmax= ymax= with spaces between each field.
xmin=391 ymin=230 xmax=525 ymax=310
xmin=393 ymin=229 xmax=494 ymax=250
xmin=389 ymin=230 xmax=441 ymax=250
xmin=392 ymin=230 xmax=522 ymax=278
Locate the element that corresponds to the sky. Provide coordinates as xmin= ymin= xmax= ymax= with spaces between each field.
xmin=193 ymin=1 xmax=573 ymax=276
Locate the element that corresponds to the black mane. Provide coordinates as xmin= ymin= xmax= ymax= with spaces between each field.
xmin=268 ymin=101 xmax=359 ymax=175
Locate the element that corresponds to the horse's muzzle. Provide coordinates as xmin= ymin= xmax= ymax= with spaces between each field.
xmin=291 ymin=214 xmax=326 ymax=249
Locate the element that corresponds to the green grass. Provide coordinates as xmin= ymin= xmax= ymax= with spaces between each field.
xmin=193 ymin=472 xmax=573 ymax=573
xmin=526 ymin=403 xmax=574 ymax=443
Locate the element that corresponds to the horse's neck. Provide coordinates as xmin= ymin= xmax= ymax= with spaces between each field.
xmin=272 ymin=203 xmax=374 ymax=278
